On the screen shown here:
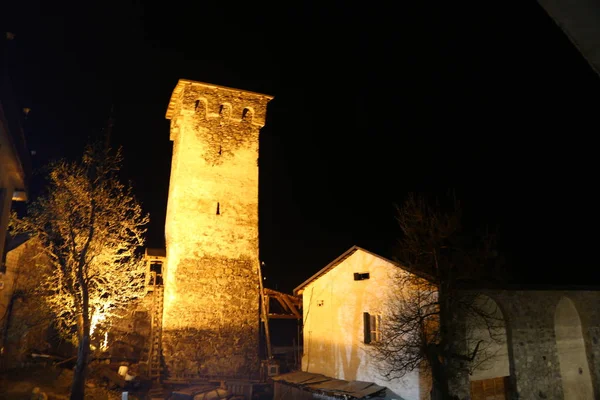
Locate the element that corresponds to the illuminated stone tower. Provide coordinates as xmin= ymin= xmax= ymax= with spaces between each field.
xmin=163 ymin=79 xmax=273 ymax=378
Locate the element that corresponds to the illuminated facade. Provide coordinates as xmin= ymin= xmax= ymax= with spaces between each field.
xmin=163 ymin=79 xmax=272 ymax=378
xmin=294 ymin=246 xmax=426 ymax=400
xmin=295 ymin=246 xmax=600 ymax=399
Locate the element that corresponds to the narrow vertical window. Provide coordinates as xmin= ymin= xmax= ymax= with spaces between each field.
xmin=363 ymin=312 xmax=371 ymax=344
xmin=370 ymin=314 xmax=381 ymax=342
xmin=216 ymin=202 xmax=220 ymax=215
xmin=364 ymin=312 xmax=381 ymax=344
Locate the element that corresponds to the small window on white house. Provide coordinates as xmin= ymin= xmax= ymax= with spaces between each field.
xmin=363 ymin=312 xmax=382 ymax=344
xmin=354 ymin=272 xmax=370 ymax=281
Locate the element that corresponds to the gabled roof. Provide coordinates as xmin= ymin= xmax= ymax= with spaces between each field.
xmin=294 ymin=246 xmax=600 ymax=296
xmin=293 ymin=245 xmax=428 ymax=295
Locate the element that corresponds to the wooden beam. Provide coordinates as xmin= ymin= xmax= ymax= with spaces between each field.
xmin=267 ymin=313 xmax=301 ymax=320
xmin=262 ymin=288 xmax=302 ymax=320
xmin=280 ymin=294 xmax=302 ymax=319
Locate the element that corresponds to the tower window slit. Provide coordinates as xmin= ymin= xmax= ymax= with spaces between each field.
xmin=216 ymin=202 xmax=220 ymax=215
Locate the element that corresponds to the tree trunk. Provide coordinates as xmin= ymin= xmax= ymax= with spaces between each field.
xmin=70 ymin=313 xmax=90 ymax=400
xmin=432 ymin=272 xmax=455 ymax=400
xmin=427 ymin=347 xmax=452 ymax=400
xmin=0 ymin=292 xmax=18 ymax=356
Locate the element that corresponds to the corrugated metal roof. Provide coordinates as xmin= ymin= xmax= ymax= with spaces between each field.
xmin=272 ymin=371 xmax=387 ymax=399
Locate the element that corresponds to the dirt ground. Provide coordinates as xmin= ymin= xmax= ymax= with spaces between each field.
xmin=0 ymin=366 xmax=129 ymax=400
xmin=1 ymin=365 xmax=274 ymax=399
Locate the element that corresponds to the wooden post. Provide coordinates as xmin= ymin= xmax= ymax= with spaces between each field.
xmin=257 ymin=263 xmax=272 ymax=360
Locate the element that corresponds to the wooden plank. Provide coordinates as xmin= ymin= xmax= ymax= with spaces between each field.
xmin=470 ymin=377 xmax=509 ymax=400
xmin=264 ymin=288 xmax=302 ymax=306
xmin=470 ymin=380 xmax=484 ymax=400
xmin=268 ymin=313 xmax=300 ymax=319
xmin=258 ymin=264 xmax=272 ymax=359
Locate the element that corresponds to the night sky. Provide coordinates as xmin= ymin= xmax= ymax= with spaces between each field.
xmin=2 ymin=0 xmax=599 ymax=293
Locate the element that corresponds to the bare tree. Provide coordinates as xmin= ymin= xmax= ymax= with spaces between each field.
xmin=15 ymin=142 xmax=149 ymax=399
xmin=371 ymin=193 xmax=505 ymax=400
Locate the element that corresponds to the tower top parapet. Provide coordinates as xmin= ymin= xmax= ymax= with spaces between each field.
xmin=165 ymin=79 xmax=273 ymax=127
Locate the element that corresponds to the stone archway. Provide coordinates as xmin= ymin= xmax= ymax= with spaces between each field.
xmin=468 ymin=294 xmax=511 ymax=400
xmin=554 ymin=296 xmax=594 ymax=399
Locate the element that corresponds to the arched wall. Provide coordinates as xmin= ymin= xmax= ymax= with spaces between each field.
xmin=475 ymin=289 xmax=600 ymax=400
xmin=554 ymin=296 xmax=594 ymax=399
xmin=468 ymin=294 xmax=510 ymax=381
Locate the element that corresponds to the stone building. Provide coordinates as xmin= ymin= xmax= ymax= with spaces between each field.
xmin=0 ymin=239 xmax=162 ymax=372
xmin=0 ymin=70 xmax=29 ymax=270
xmin=0 ymin=46 xmax=30 ymax=356
xmin=471 ymin=288 xmax=599 ymax=400
xmin=294 ymin=245 xmax=600 ymax=400
xmin=2 ymin=71 xmax=277 ymax=379
xmin=161 ymin=79 xmax=273 ymax=379
xmin=0 ymin=79 xmax=275 ymax=380
xmin=0 ymin=237 xmax=57 ymax=369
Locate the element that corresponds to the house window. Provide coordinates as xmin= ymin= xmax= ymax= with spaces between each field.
xmin=363 ymin=312 xmax=382 ymax=344
xmin=149 ymin=262 xmax=163 ymax=286
xmin=354 ymin=272 xmax=370 ymax=281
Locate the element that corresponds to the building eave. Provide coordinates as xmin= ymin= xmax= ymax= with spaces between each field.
xmin=293 ymin=245 xmax=433 ymax=296
xmin=293 ymin=246 xmax=360 ymax=296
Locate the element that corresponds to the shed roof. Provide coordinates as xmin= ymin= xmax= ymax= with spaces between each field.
xmin=272 ymin=371 xmax=386 ymax=399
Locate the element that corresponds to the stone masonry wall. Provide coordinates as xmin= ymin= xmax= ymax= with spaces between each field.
xmin=162 ymin=80 xmax=272 ymax=379
xmin=478 ymin=289 xmax=600 ymax=400
xmin=1 ymin=239 xmax=57 ymax=369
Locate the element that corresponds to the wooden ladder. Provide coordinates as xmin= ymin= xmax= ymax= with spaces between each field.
xmin=148 ymin=284 xmax=164 ymax=381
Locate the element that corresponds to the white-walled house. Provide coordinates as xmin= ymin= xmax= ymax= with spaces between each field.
xmin=293 ymin=245 xmax=600 ymax=400
xmin=293 ymin=246 xmax=429 ymax=400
